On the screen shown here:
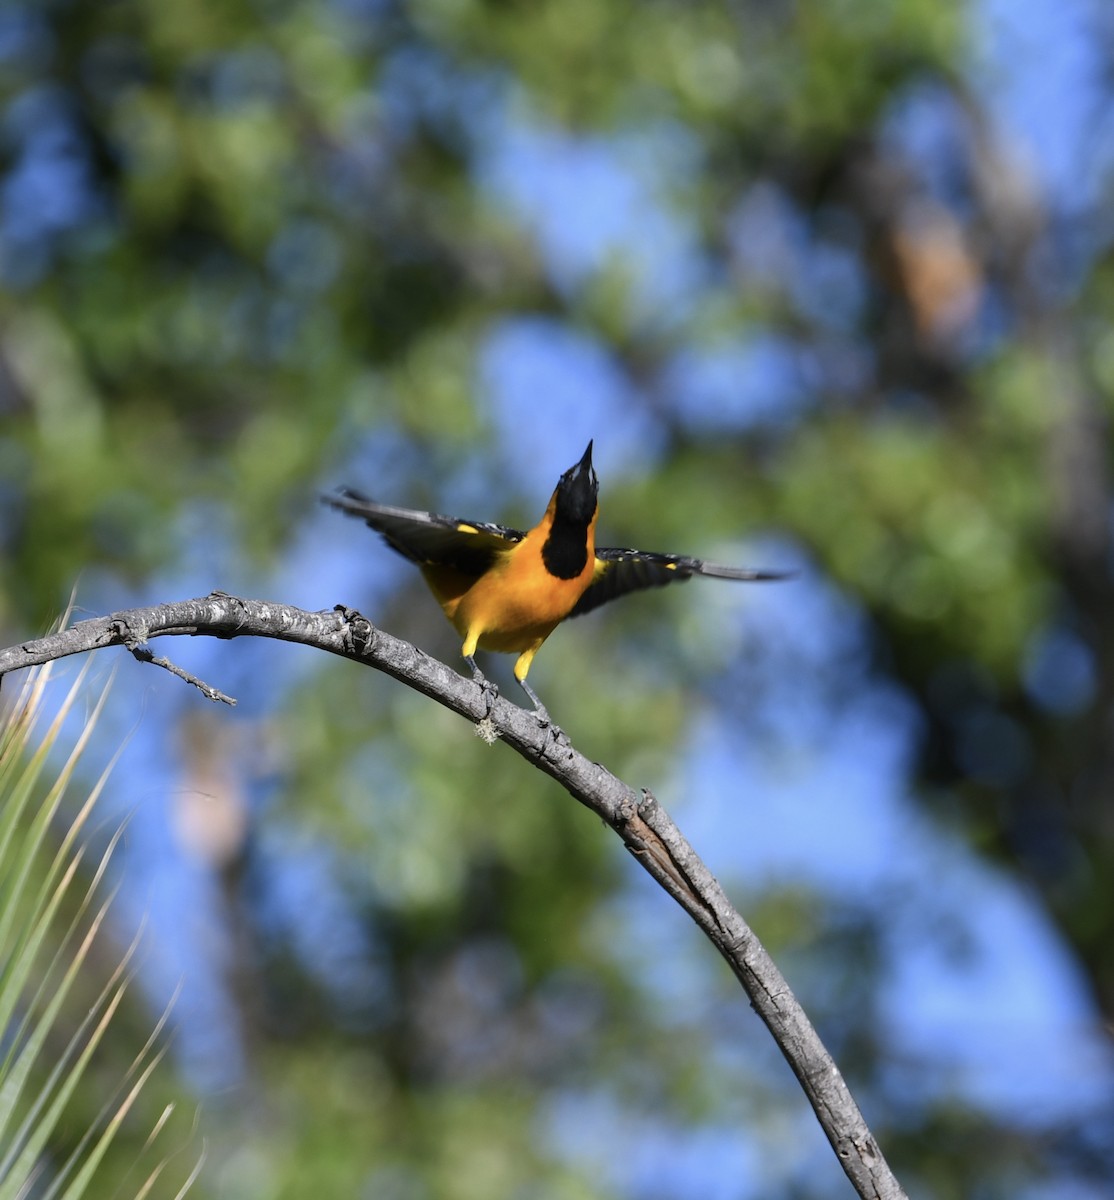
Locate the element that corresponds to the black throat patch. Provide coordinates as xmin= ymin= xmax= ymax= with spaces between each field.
xmin=542 ymin=521 xmax=590 ymax=580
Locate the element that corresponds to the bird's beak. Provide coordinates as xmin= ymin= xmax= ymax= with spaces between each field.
xmin=562 ymin=440 xmax=596 ymax=490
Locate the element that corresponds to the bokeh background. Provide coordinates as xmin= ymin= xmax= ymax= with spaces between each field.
xmin=3 ymin=0 xmax=1114 ymax=1196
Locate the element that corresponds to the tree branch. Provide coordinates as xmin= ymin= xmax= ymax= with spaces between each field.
xmin=0 ymin=593 xmax=907 ymax=1200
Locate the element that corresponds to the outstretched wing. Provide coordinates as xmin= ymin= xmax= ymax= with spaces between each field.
xmin=323 ymin=488 xmax=525 ymax=578
xmin=569 ymin=545 xmax=791 ymax=618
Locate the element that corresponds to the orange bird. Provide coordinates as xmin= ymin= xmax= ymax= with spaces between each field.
xmin=325 ymin=441 xmax=788 ymax=721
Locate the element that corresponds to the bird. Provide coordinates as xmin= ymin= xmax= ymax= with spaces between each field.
xmin=324 ymin=440 xmax=789 ymax=723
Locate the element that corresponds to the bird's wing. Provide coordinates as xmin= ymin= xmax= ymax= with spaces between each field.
xmin=324 ymin=488 xmax=525 ymax=576
xmin=569 ymin=545 xmax=792 ymax=618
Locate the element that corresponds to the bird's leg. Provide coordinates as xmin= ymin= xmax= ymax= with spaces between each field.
xmin=516 ymin=676 xmax=550 ymax=726
xmin=516 ymin=677 xmax=568 ymax=754
xmin=512 ymin=646 xmax=556 ymax=728
xmin=465 ymin=655 xmax=499 ymax=718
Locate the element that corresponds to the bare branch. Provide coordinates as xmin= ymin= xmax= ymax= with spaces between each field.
xmin=126 ymin=646 xmax=237 ymax=706
xmin=0 ymin=593 xmax=907 ymax=1200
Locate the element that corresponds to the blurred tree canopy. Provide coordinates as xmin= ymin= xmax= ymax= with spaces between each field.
xmin=2 ymin=0 xmax=1113 ymax=1197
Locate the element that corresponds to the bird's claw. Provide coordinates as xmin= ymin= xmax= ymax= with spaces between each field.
xmin=515 ymin=678 xmax=565 ymax=752
xmin=466 ymin=656 xmax=500 ymax=720
xmin=530 ymin=703 xmax=570 ymax=755
xmin=476 ymin=677 xmax=499 ymax=719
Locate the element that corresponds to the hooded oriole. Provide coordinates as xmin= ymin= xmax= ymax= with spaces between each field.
xmin=324 ymin=441 xmax=787 ymax=721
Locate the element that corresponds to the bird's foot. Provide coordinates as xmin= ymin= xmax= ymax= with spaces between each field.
xmin=518 ymin=679 xmax=568 ymax=754
xmin=538 ymin=714 xmax=570 ymax=758
xmin=538 ymin=713 xmax=569 ymax=754
xmin=466 ymin=656 xmax=501 ymax=743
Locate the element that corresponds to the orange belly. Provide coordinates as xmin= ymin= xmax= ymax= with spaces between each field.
xmin=421 ymin=539 xmax=593 ymax=654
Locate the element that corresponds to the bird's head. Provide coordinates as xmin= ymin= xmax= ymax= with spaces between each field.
xmin=553 ymin=440 xmax=598 ymax=526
